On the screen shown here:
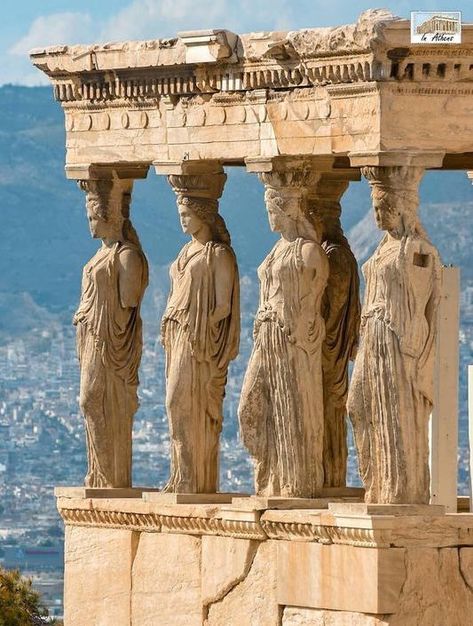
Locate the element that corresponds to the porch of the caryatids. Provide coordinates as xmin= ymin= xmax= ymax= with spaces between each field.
xmin=239 ymin=159 xmax=329 ymax=498
xmin=307 ymin=172 xmax=361 ymax=489
xmin=347 ymin=164 xmax=442 ymax=504
xmin=73 ymin=167 xmax=149 ymax=488
xmin=156 ymin=161 xmax=240 ymax=494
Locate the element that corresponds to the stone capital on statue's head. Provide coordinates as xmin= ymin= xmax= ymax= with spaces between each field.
xmin=168 ymin=172 xmax=227 ymax=201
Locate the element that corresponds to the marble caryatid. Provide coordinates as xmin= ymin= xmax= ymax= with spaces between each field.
xmin=348 ymin=166 xmax=441 ymax=504
xmin=239 ymin=168 xmax=329 ymax=498
xmin=73 ymin=177 xmax=149 ymax=488
xmin=161 ymin=171 xmax=240 ymax=494
xmin=308 ymin=177 xmax=360 ymax=488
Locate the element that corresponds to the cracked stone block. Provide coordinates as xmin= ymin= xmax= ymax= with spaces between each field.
xmin=282 ymin=607 xmax=389 ymax=626
xmin=206 ymin=540 xmax=278 ymax=625
xmin=202 ymin=535 xmax=259 ymax=607
xmin=131 ymin=532 xmax=201 ymax=626
xmin=278 ymin=542 xmax=406 ymax=614
xmin=64 ymin=526 xmax=135 ymax=626
xmin=283 ymin=548 xmax=473 ymax=626
xmin=459 ymin=547 xmax=473 ymax=591
xmin=387 ymin=547 xmax=473 ymax=626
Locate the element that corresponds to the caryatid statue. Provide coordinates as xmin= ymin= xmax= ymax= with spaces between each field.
xmin=161 ymin=171 xmax=240 ymax=494
xmin=239 ymin=167 xmax=329 ymax=498
xmin=73 ymin=176 xmax=149 ymax=488
xmin=308 ymin=176 xmax=360 ymax=488
xmin=348 ymin=166 xmax=441 ymax=504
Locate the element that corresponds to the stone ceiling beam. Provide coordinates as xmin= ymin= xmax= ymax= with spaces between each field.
xmin=245 ymin=156 xmax=336 ymax=175
xmin=154 ymin=159 xmax=224 ymax=176
xmin=65 ymin=163 xmax=150 ymax=181
xmin=348 ymin=151 xmax=445 ymax=168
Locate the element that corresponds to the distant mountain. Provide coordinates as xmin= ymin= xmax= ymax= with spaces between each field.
xmin=0 ymin=292 xmax=58 ymax=343
xmin=348 ymin=197 xmax=473 ymax=278
xmin=1 ymin=85 xmax=473 ymax=325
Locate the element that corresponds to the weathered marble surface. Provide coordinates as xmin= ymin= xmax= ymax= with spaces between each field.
xmin=283 ymin=548 xmax=473 ymax=626
xmin=64 ymin=525 xmax=135 ymax=625
xmin=201 ymin=535 xmax=258 ymax=608
xmin=278 ymin=541 xmax=406 ymax=613
xmin=239 ymin=167 xmax=328 ymax=498
xmin=308 ymin=176 xmax=360 ymax=488
xmin=161 ymin=170 xmax=240 ymax=493
xmin=348 ymin=166 xmax=441 ymax=504
xmin=73 ymin=178 xmax=148 ymax=488
xmin=132 ymin=533 xmax=202 ymax=626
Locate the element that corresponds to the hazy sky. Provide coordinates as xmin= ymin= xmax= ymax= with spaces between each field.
xmin=3 ymin=0 xmax=473 ymax=85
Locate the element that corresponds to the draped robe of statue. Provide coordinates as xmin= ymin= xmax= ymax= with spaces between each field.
xmin=348 ymin=234 xmax=441 ymax=503
xmin=74 ymin=241 xmax=148 ymax=488
xmin=161 ymin=241 xmax=240 ymax=493
xmin=239 ymin=237 xmax=328 ymax=497
xmin=321 ymin=235 xmax=360 ymax=487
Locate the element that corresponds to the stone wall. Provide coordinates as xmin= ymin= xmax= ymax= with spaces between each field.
xmin=58 ymin=496 xmax=473 ymax=626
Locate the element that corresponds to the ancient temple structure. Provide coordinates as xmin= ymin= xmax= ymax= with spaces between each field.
xmin=32 ymin=9 xmax=473 ymax=625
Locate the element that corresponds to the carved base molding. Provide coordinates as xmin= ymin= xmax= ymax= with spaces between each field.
xmin=58 ymin=500 xmax=267 ymax=541
xmin=59 ymin=496 xmax=473 ymax=626
xmin=57 ymin=496 xmax=473 ymax=549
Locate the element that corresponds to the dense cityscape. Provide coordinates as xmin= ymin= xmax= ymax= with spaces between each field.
xmin=0 ymin=270 xmax=472 ymax=618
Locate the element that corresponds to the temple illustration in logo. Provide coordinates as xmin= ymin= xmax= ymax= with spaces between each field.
xmin=416 ymin=14 xmax=460 ymax=35
xmin=411 ymin=11 xmax=461 ymax=43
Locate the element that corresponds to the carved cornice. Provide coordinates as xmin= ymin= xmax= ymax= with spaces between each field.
xmin=326 ymin=82 xmax=379 ymax=98
xmin=32 ymin=48 xmax=473 ymax=108
xmin=30 ymin=9 xmax=473 ymax=108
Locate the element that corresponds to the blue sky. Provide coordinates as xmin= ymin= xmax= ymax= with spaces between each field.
xmin=3 ymin=0 xmax=473 ymax=85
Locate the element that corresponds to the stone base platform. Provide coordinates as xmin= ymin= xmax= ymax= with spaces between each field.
xmin=57 ymin=494 xmax=473 ymax=626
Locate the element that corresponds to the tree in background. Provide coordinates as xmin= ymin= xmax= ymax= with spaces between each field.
xmin=0 ymin=568 xmax=62 ymax=626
